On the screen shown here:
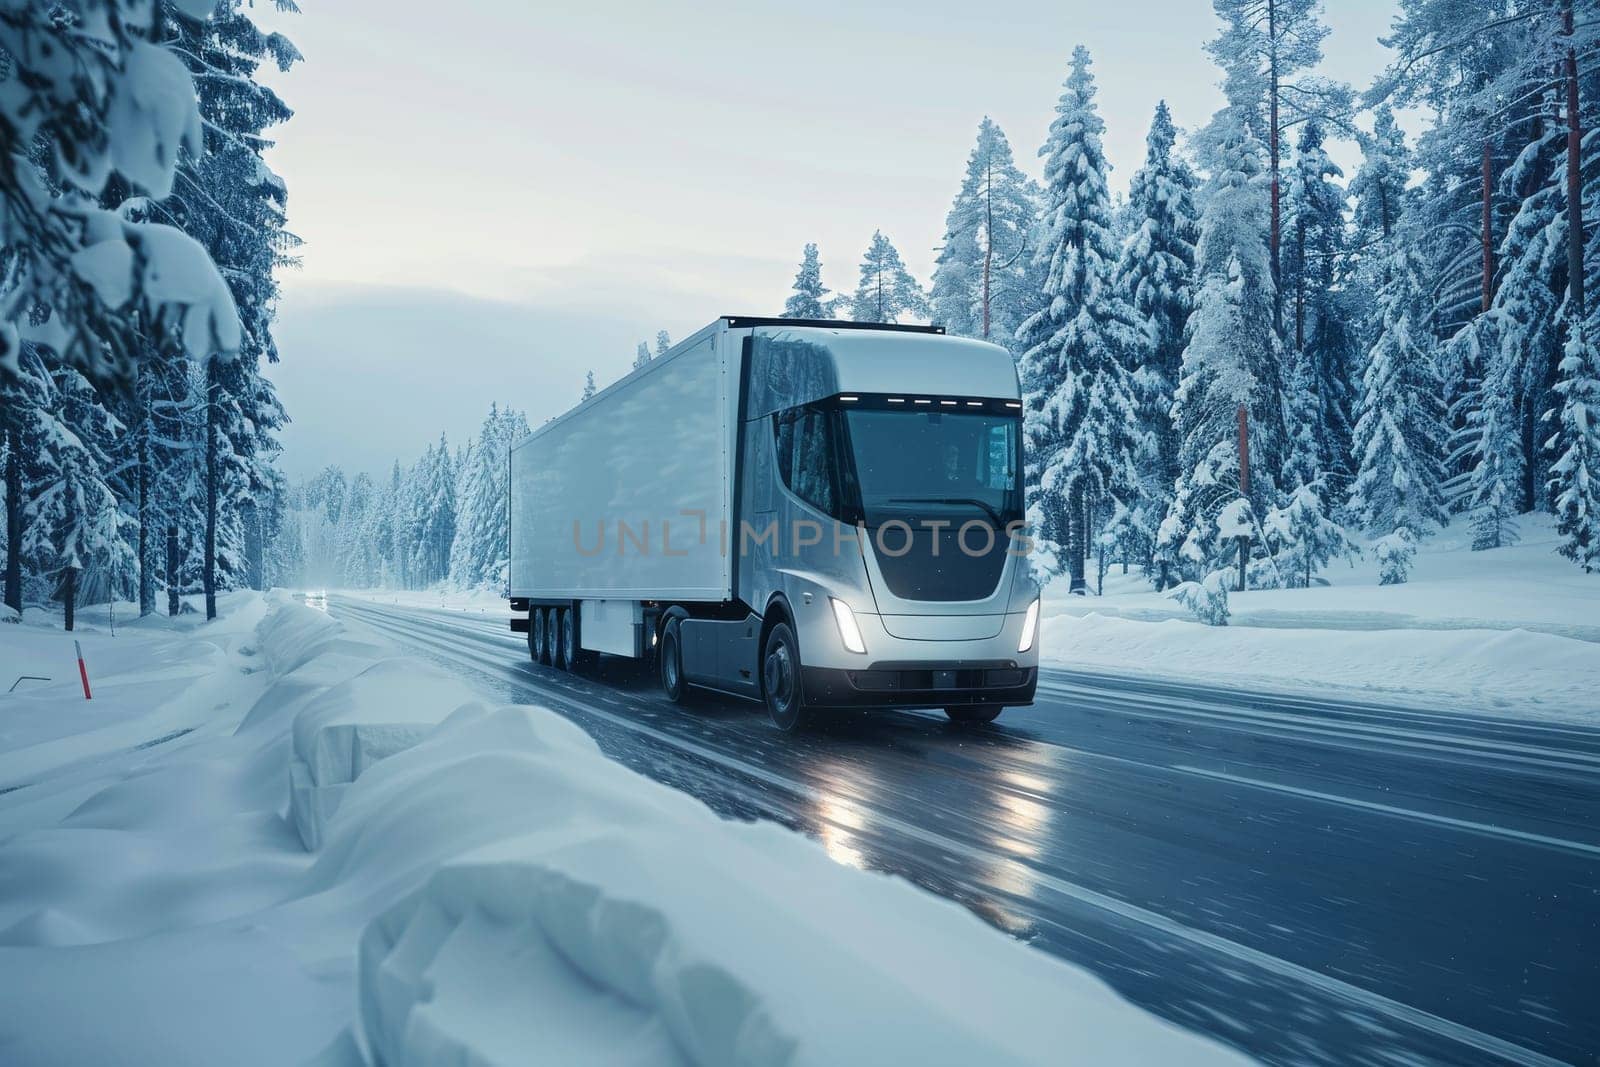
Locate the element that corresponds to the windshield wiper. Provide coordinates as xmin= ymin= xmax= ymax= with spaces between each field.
xmin=886 ymin=497 xmax=1008 ymax=527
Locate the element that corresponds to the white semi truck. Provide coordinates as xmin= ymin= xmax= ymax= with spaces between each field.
xmin=507 ymin=316 xmax=1039 ymax=730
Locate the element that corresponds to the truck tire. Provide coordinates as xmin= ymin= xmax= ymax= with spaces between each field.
xmin=761 ymin=622 xmax=810 ymax=732
xmin=945 ymin=704 xmax=1002 ymax=725
xmin=529 ymin=610 xmax=546 ymax=664
xmin=559 ymin=607 xmax=592 ymax=673
xmin=660 ymin=616 xmax=689 ymax=702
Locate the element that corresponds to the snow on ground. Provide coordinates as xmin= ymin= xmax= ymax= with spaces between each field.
xmin=1041 ymin=515 xmax=1600 ymax=722
xmin=0 ymin=594 xmax=1246 ymax=1065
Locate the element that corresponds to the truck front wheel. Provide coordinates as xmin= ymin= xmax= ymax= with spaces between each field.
xmin=762 ymin=622 xmax=810 ymax=732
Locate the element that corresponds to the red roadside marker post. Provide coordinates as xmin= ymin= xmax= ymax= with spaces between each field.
xmin=75 ymin=640 xmax=91 ymax=700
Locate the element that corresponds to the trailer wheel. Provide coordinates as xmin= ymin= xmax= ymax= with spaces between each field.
xmin=549 ymin=608 xmax=568 ymax=670
xmin=660 ymin=616 xmax=688 ymax=702
xmin=761 ymin=622 xmax=810 ymax=732
xmin=945 ymin=704 xmax=1002 ymax=725
xmin=529 ymin=610 xmax=546 ymax=664
xmin=560 ymin=607 xmax=591 ymax=673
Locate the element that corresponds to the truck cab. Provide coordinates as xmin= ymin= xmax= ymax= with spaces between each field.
xmin=509 ymin=317 xmax=1039 ymax=730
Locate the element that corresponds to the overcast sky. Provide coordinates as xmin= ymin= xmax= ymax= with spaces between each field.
xmin=256 ymin=0 xmax=1403 ymax=481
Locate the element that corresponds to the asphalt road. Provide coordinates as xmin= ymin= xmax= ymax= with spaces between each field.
xmin=328 ymin=595 xmax=1600 ymax=1066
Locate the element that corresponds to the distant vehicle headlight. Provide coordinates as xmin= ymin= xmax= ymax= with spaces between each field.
xmin=829 ymin=598 xmax=867 ymax=655
xmin=1018 ymin=599 xmax=1039 ymax=653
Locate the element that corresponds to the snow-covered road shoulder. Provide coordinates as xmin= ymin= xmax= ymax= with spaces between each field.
xmin=0 ymin=595 xmax=1248 ymax=1065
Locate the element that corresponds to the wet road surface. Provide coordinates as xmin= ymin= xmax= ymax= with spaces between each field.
xmin=329 ymin=595 xmax=1600 ymax=1066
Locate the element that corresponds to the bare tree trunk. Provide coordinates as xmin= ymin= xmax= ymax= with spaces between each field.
xmin=1268 ymin=0 xmax=1282 ymax=332
xmin=1066 ymin=489 xmax=1088 ymax=595
xmin=1295 ymin=217 xmax=1306 ymax=351
xmin=3 ymin=420 xmax=20 ymax=614
xmin=137 ymin=427 xmax=154 ymax=616
xmin=166 ymin=524 xmax=180 ymax=617
xmin=1564 ymin=0 xmax=1585 ymax=317
xmin=63 ymin=566 xmax=76 ymax=632
xmin=1236 ymin=404 xmax=1251 ymax=592
xmin=1482 ymin=141 xmax=1495 ymax=313
xmin=204 ymin=368 xmax=218 ymax=622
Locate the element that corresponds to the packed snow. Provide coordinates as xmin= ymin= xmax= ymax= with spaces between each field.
xmin=1043 ymin=515 xmax=1600 ymax=721
xmin=0 ymin=595 xmax=1247 ymax=1065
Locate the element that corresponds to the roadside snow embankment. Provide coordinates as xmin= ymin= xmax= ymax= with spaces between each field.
xmin=266 ymin=599 xmax=1243 ymax=1065
xmin=0 ymin=596 xmax=1244 ymax=1063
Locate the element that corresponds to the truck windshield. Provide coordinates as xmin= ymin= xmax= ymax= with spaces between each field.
xmin=842 ymin=409 xmax=1022 ymax=527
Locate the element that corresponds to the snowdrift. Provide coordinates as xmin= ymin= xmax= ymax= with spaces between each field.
xmin=0 ymin=596 xmax=1246 ymax=1063
xmin=259 ymin=600 xmax=1244 ymax=1065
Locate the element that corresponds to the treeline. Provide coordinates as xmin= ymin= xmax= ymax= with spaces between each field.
xmin=289 ymin=405 xmax=531 ymax=593
xmin=770 ymin=0 xmax=1600 ymax=597
xmin=0 ymin=1 xmax=302 ymax=628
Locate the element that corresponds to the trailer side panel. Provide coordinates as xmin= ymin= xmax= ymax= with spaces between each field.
xmin=509 ymin=330 xmax=733 ymax=601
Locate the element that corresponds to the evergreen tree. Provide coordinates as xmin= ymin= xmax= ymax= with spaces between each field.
xmin=1549 ymin=313 xmax=1600 ymax=570
xmin=845 ymin=232 xmax=929 ymax=324
xmin=782 ymin=244 xmax=832 ymax=319
xmin=450 ymin=404 xmax=531 ymax=590
xmin=1282 ymin=121 xmax=1357 ymax=482
xmin=654 ymin=331 xmax=672 ymax=358
xmin=1016 ymin=46 xmax=1144 ymax=594
xmin=1159 ymin=114 xmax=1284 ymax=584
xmin=1350 ymin=107 xmax=1409 ymax=246
xmin=582 ymin=371 xmax=597 ymax=400
xmin=1112 ymin=100 xmax=1200 ymax=575
xmin=634 ymin=342 xmax=651 ymax=369
xmin=1347 ymin=240 xmax=1449 ymax=535
xmin=930 ymin=119 xmax=1041 ymax=351
xmin=1201 ymin=0 xmax=1352 ymax=325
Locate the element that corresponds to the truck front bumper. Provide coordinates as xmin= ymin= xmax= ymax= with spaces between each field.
xmin=802 ymin=662 xmax=1036 ymax=710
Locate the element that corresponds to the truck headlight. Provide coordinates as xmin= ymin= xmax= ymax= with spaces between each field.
xmin=829 ymin=598 xmax=867 ymax=654
xmin=1018 ymin=599 xmax=1039 ymax=653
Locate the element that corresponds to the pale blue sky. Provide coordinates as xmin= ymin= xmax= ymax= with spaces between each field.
xmin=257 ymin=0 xmax=1404 ymax=479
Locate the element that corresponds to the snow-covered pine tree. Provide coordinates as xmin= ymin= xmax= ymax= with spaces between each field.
xmin=410 ymin=437 xmax=457 ymax=587
xmin=930 ymin=119 xmax=1041 ymax=351
xmin=1264 ymin=482 xmax=1356 ymax=588
xmin=1200 ymin=0 xmax=1352 ymax=327
xmin=0 ymin=0 xmax=243 ymax=394
xmin=1158 ymin=114 xmax=1284 ymax=585
xmin=449 ymin=404 xmax=531 ymax=590
xmin=782 ymin=244 xmax=832 ymax=319
xmin=634 ymin=342 xmax=651 ymax=369
xmin=1350 ymin=107 xmax=1409 ymax=248
xmin=582 ymin=371 xmax=597 ymax=400
xmin=1015 ymin=46 xmax=1144 ymax=594
xmin=1347 ymin=239 xmax=1449 ymax=538
xmin=654 ymin=331 xmax=672 ymax=358
xmin=1548 ymin=312 xmax=1600 ymax=570
xmin=1112 ymin=100 xmax=1200 ymax=578
xmin=845 ymin=232 xmax=929 ymax=324
xmin=1281 ymin=121 xmax=1357 ymax=483
xmin=1466 ymin=356 xmax=1523 ymax=551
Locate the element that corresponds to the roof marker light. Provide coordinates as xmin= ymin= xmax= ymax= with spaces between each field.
xmin=839 ymin=395 xmax=859 ymax=402
xmin=914 ymin=399 xmax=932 ymax=405
xmin=887 ymin=397 xmax=906 ymax=404
xmin=1005 ymin=401 xmax=1022 ymax=409
xmin=965 ymin=401 xmax=984 ymax=407
xmin=939 ymin=399 xmax=957 ymax=406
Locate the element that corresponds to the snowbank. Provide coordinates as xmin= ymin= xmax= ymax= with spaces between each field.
xmin=335 ymin=701 xmax=1239 ymax=1066
xmin=0 ymin=595 xmax=1248 ymax=1064
xmin=1042 ymin=516 xmax=1600 ymax=721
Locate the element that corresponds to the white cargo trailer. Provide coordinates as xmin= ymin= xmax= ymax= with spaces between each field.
xmin=509 ymin=316 xmax=1039 ymax=730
